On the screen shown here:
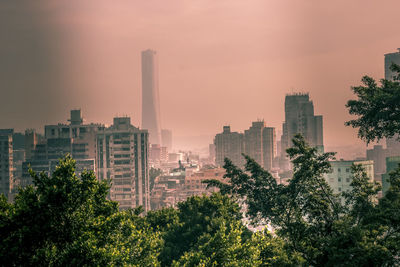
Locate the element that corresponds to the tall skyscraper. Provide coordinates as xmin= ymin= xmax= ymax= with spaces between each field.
xmin=280 ymin=93 xmax=323 ymax=170
xmin=142 ymin=49 xmax=162 ymax=145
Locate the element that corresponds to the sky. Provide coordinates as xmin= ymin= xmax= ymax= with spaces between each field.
xmin=1 ymin=0 xmax=400 ymax=154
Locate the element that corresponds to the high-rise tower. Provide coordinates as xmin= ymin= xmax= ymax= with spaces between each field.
xmin=244 ymin=121 xmax=276 ymax=171
xmin=280 ymin=93 xmax=323 ymax=170
xmin=141 ymin=49 xmax=162 ymax=145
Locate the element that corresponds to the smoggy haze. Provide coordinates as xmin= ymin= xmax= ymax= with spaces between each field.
xmin=1 ymin=0 xmax=400 ymax=152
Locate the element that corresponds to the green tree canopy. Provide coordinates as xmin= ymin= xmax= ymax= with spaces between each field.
xmin=205 ymin=134 xmax=400 ymax=266
xmin=346 ymin=64 xmax=400 ymax=143
xmin=0 ymin=155 xmax=161 ymax=266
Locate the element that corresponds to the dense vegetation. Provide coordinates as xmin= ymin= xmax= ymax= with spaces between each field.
xmin=1 ymin=66 xmax=400 ymax=266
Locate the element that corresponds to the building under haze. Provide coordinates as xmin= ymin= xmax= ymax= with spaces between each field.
xmin=280 ymin=93 xmax=323 ymax=170
xmin=96 ymin=117 xmax=150 ymax=211
xmin=214 ymin=126 xmax=244 ymax=168
xmin=0 ymin=129 xmax=14 ymax=200
xmin=161 ymin=129 xmax=172 ymax=151
xmin=384 ymin=48 xmax=400 ymax=80
xmin=384 ymin=49 xmax=400 ymax=153
xmin=142 ymin=49 xmax=162 ymax=145
xmin=244 ymin=121 xmax=276 ymax=171
xmin=382 ymin=156 xmax=400 ymax=196
xmin=44 ymin=109 xmax=103 ymax=159
xmin=21 ymin=110 xmax=99 ymax=188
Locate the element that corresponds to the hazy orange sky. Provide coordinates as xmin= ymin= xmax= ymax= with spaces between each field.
xmin=1 ymin=0 xmax=400 ymax=153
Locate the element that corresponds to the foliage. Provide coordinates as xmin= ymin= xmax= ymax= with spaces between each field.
xmin=172 ymin=221 xmax=261 ymax=267
xmin=0 ymin=155 xmax=161 ymax=266
xmin=345 ymin=63 xmax=400 ymax=144
xmin=205 ymin=134 xmax=400 ymax=266
xmin=158 ymin=193 xmax=247 ymax=266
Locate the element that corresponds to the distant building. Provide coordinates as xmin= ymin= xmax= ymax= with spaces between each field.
xmin=168 ymin=152 xmax=184 ymax=163
xmin=324 ymin=160 xmax=374 ymax=197
xmin=209 ymin=143 xmax=216 ymax=163
xmin=151 ymin=168 xmax=186 ymax=210
xmin=142 ymin=49 xmax=162 ymax=145
xmin=44 ymin=109 xmax=103 ymax=160
xmin=384 ymin=48 xmax=400 ymax=80
xmin=214 ymin=126 xmax=244 ymax=168
xmin=149 ymin=144 xmax=168 ymax=164
xmin=21 ymin=110 xmax=100 ymax=189
xmin=150 ymin=167 xmax=227 ymax=210
xmin=184 ymin=167 xmax=227 ymax=197
xmin=0 ymin=129 xmax=14 ymax=200
xmin=381 ymin=156 xmax=400 ymax=196
xmin=161 ymin=129 xmax=172 ymax=151
xmin=25 ymin=129 xmax=40 ymax=160
xmin=96 ymin=117 xmax=150 ymax=211
xmin=386 ymin=135 xmax=400 ymax=159
xmin=244 ymin=121 xmax=276 ymax=171
xmin=281 ymin=93 xmax=323 ymax=170
xmin=384 ymin=49 xmax=400 ymax=149
xmin=366 ymin=145 xmax=387 ymax=179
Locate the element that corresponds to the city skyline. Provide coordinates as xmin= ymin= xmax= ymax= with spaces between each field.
xmin=1 ymin=1 xmax=400 ymax=152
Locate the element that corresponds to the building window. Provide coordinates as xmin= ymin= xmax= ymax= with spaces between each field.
xmin=338 ymin=177 xmax=341 ymax=182
xmin=346 ymin=168 xmax=350 ymax=173
xmin=338 ymin=187 xmax=341 ymax=192
xmin=346 ymin=178 xmax=350 ymax=183
xmin=338 ymin=168 xmax=341 ymax=172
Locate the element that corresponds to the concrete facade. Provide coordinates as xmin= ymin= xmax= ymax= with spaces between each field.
xmin=381 ymin=156 xmax=400 ymax=196
xmin=142 ymin=49 xmax=162 ymax=145
xmin=96 ymin=117 xmax=150 ymax=211
xmin=0 ymin=129 xmax=13 ymax=200
xmin=281 ymin=93 xmax=324 ymax=171
xmin=161 ymin=129 xmax=172 ymax=152
xmin=324 ymin=160 xmax=374 ymax=196
xmin=244 ymin=121 xmax=276 ymax=171
xmin=384 ymin=48 xmax=400 ymax=80
xmin=214 ymin=126 xmax=245 ymax=168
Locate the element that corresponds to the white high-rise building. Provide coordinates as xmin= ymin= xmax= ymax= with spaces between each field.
xmin=96 ymin=117 xmax=150 ymax=211
xmin=142 ymin=49 xmax=162 ymax=145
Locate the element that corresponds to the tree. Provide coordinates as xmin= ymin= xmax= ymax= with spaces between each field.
xmin=157 ymin=193 xmax=248 ymax=266
xmin=205 ymin=134 xmax=400 ymax=265
xmin=0 ymin=155 xmax=161 ymax=266
xmin=172 ymin=221 xmax=261 ymax=267
xmin=345 ymin=63 xmax=400 ymax=143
